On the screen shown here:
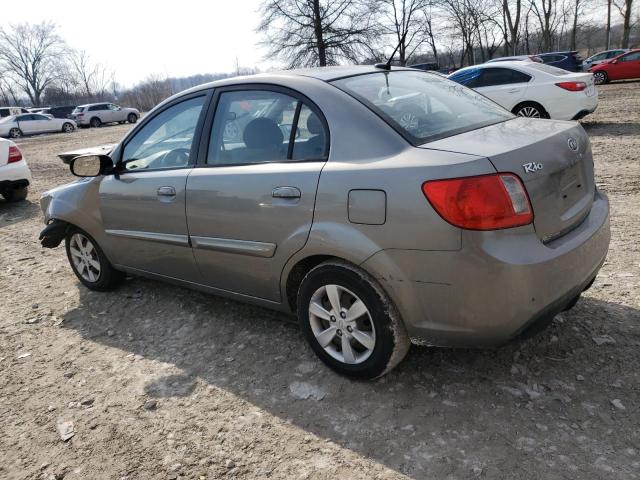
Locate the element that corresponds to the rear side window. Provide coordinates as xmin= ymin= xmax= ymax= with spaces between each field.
xmin=88 ymin=104 xmax=106 ymax=111
xmin=207 ymin=90 xmax=328 ymax=165
xmin=333 ymin=70 xmax=512 ymax=145
xmin=476 ymin=68 xmax=530 ymax=87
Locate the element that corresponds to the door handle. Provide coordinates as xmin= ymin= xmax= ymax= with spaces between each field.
xmin=507 ymin=88 xmax=520 ymax=93
xmin=272 ymin=186 xmax=301 ymax=199
xmin=157 ymin=186 xmax=176 ymax=197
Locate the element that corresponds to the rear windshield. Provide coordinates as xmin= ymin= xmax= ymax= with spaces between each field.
xmin=332 ymin=70 xmax=512 ymax=145
xmin=527 ymin=63 xmax=569 ymax=76
xmin=73 ymin=107 xmax=85 ymax=113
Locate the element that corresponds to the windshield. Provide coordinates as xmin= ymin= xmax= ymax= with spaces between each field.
xmin=332 ymin=70 xmax=512 ymax=145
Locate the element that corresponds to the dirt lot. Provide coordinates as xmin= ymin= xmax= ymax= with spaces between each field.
xmin=1 ymin=83 xmax=639 ymax=480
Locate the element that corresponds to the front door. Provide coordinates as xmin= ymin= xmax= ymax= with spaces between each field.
xmin=186 ymin=87 xmax=329 ymax=301
xmin=615 ymin=51 xmax=640 ymax=80
xmin=98 ymin=93 xmax=209 ymax=280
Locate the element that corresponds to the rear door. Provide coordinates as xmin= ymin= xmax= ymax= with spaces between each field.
xmin=617 ymin=51 xmax=640 ymax=79
xmin=186 ymin=86 xmax=329 ymax=301
xmin=98 ymin=92 xmax=210 ymax=280
xmin=473 ymin=67 xmax=530 ymax=110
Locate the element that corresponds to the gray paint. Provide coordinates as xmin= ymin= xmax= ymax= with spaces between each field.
xmin=40 ymin=66 xmax=610 ymax=347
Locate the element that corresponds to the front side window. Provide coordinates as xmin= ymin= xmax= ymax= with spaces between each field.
xmin=207 ymin=90 xmax=327 ymax=165
xmin=32 ymin=114 xmax=50 ymax=120
xmin=122 ymin=96 xmax=205 ymax=171
xmin=333 ymin=71 xmax=512 ymax=145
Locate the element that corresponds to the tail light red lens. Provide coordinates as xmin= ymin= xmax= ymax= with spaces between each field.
xmin=555 ymin=81 xmax=587 ymax=91
xmin=8 ymin=145 xmax=22 ymax=163
xmin=422 ymin=173 xmax=533 ymax=230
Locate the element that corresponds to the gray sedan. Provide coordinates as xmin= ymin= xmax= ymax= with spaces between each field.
xmin=39 ymin=66 xmax=610 ymax=378
xmin=0 ymin=114 xmax=76 ymax=138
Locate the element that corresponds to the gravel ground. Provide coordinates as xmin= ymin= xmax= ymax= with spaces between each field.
xmin=1 ymin=82 xmax=639 ymax=480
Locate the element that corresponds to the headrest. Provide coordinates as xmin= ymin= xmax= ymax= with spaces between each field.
xmin=243 ymin=117 xmax=284 ymax=149
xmin=306 ymin=113 xmax=323 ymax=135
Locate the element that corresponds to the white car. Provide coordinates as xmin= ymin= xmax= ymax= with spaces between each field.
xmin=0 ymin=114 xmax=76 ymax=139
xmin=582 ymin=49 xmax=630 ymax=71
xmin=70 ymin=103 xmax=140 ymax=128
xmin=448 ymin=61 xmax=598 ymax=120
xmin=0 ymin=139 xmax=31 ymax=202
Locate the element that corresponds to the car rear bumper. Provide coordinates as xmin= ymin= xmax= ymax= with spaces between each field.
xmin=361 ymin=189 xmax=610 ymax=347
xmin=0 ymin=159 xmax=32 ymax=185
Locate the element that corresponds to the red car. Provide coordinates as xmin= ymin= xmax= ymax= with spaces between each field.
xmin=590 ymin=49 xmax=640 ymax=85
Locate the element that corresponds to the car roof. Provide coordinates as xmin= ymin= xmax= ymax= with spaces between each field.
xmin=454 ymin=61 xmax=536 ymax=72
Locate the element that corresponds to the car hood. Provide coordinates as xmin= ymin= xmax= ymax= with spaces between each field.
xmin=58 ymin=144 xmax=115 ymax=164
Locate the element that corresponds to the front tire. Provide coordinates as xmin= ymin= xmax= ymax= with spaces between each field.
xmin=593 ymin=71 xmax=608 ymax=85
xmin=127 ymin=113 xmax=137 ymax=124
xmin=297 ymin=261 xmax=410 ymax=379
xmin=62 ymin=122 xmax=74 ymax=133
xmin=2 ymin=186 xmax=28 ymax=202
xmin=65 ymin=228 xmax=124 ymax=291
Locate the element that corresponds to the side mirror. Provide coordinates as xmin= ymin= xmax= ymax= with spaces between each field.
xmin=611 ymin=59 xmax=618 ymax=64
xmin=70 ymin=154 xmax=113 ymax=177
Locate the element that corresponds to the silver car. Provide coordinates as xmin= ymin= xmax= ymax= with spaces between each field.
xmin=71 ymin=103 xmax=140 ymax=128
xmin=39 ymin=67 xmax=610 ymax=378
xmin=582 ymin=49 xmax=630 ymax=71
xmin=0 ymin=114 xmax=76 ymax=138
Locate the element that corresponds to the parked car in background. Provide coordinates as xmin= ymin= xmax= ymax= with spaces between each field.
xmin=0 ymin=114 xmax=76 ymax=138
xmin=487 ymin=54 xmax=543 ymax=63
xmin=71 ymin=103 xmax=140 ymax=128
xmin=0 ymin=107 xmax=29 ymax=118
xmin=39 ymin=66 xmax=609 ymax=378
xmin=582 ymin=49 xmax=630 ymax=71
xmin=408 ymin=62 xmax=440 ymax=71
xmin=590 ymin=49 xmax=640 ymax=84
xmin=0 ymin=138 xmax=31 ymax=202
xmin=448 ymin=61 xmax=597 ymax=119
xmin=40 ymin=106 xmax=77 ymax=119
xmin=538 ymin=51 xmax=583 ymax=71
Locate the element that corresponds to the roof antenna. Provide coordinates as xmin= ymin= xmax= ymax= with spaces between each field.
xmin=375 ymin=31 xmax=408 ymax=70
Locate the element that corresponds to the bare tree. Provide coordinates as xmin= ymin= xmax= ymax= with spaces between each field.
xmin=258 ymin=0 xmax=379 ymax=67
xmin=502 ymin=0 xmax=523 ymax=55
xmin=529 ymin=0 xmax=560 ymax=50
xmin=614 ymin=0 xmax=635 ymax=47
xmin=0 ymin=22 xmax=66 ymax=106
xmin=379 ymin=0 xmax=431 ymax=65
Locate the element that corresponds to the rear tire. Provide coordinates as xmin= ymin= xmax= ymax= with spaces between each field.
xmin=9 ymin=128 xmax=22 ymax=138
xmin=127 ymin=113 xmax=137 ymax=124
xmin=512 ymin=102 xmax=549 ymax=119
xmin=2 ymin=186 xmax=28 ymax=202
xmin=593 ymin=71 xmax=608 ymax=85
xmin=65 ymin=227 xmax=124 ymax=291
xmin=297 ymin=260 xmax=410 ymax=379
xmin=89 ymin=117 xmax=101 ymax=128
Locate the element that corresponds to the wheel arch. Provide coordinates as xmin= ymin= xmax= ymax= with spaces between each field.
xmin=511 ymin=100 xmax=549 ymax=118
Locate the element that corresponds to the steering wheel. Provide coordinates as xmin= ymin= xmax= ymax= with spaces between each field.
xmin=159 ymin=148 xmax=190 ymax=168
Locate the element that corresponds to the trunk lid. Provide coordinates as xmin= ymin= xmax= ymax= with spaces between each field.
xmin=557 ymin=71 xmax=597 ymax=97
xmin=0 ymin=139 xmax=9 ymax=167
xmin=423 ymin=117 xmax=595 ymax=242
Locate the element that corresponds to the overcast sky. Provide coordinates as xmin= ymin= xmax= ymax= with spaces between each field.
xmin=6 ymin=0 xmax=274 ymax=86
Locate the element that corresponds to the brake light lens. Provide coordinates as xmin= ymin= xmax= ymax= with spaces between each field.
xmin=8 ymin=145 xmax=22 ymax=163
xmin=555 ymin=81 xmax=587 ymax=91
xmin=422 ymin=173 xmax=533 ymax=230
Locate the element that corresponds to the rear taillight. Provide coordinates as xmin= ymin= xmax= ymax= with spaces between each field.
xmin=555 ymin=81 xmax=587 ymax=91
xmin=8 ymin=145 xmax=22 ymax=163
xmin=422 ymin=173 xmax=533 ymax=230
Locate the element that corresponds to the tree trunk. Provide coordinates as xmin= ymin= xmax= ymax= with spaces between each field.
xmin=606 ymin=0 xmax=611 ymax=49
xmin=570 ymin=0 xmax=579 ymax=51
xmin=621 ymin=0 xmax=632 ymax=48
xmin=312 ymin=0 xmax=327 ymax=66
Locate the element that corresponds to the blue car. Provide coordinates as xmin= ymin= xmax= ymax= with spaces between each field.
xmin=538 ymin=51 xmax=583 ymax=72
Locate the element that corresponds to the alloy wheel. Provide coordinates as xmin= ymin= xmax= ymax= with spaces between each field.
xmin=63 ymin=123 xmax=74 ymax=133
xmin=9 ymin=128 xmax=21 ymax=138
xmin=69 ymin=233 xmax=101 ymax=282
xmin=593 ymin=72 xmax=606 ymax=85
xmin=308 ymin=284 xmax=376 ymax=364
xmin=517 ymin=106 xmax=541 ymax=118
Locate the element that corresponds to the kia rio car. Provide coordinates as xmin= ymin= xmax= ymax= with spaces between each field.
xmin=39 ymin=67 xmax=610 ymax=379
